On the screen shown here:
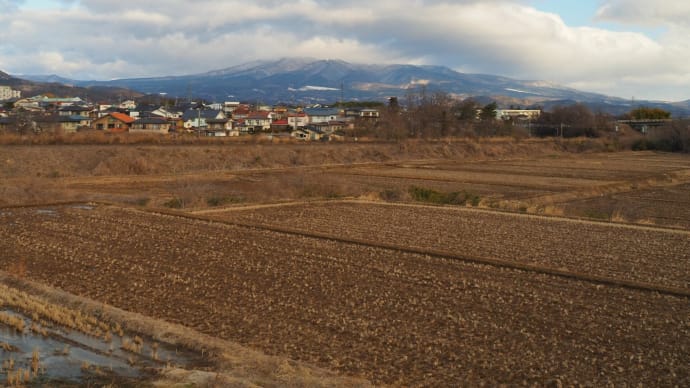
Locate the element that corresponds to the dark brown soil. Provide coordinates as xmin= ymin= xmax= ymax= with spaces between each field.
xmin=1 ymin=204 xmax=688 ymax=386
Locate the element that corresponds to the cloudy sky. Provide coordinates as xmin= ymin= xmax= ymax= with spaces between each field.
xmin=1 ymin=0 xmax=688 ymax=101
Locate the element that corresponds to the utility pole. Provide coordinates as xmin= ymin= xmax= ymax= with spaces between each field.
xmin=196 ymin=103 xmax=202 ymax=137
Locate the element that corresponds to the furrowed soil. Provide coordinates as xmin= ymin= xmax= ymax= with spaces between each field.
xmin=0 ymin=204 xmax=688 ymax=386
xmin=204 ymin=201 xmax=690 ymax=292
xmin=2 ymin=139 xmax=690 ymax=386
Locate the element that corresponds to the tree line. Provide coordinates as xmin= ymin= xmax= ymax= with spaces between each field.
xmin=355 ymin=90 xmax=688 ymax=152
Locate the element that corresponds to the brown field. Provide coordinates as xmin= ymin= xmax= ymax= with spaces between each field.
xmin=202 ymin=201 xmax=690 ymax=292
xmin=1 ymin=204 xmax=688 ymax=386
xmin=561 ymin=183 xmax=690 ymax=228
xmin=1 ymin=139 xmax=689 ymax=386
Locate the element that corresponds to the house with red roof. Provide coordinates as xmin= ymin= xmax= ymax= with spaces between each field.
xmin=270 ymin=119 xmax=290 ymax=132
xmin=92 ymin=112 xmax=135 ymax=132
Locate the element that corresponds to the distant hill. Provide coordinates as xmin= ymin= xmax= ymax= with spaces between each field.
xmin=16 ymin=59 xmax=690 ymax=116
xmin=0 ymin=70 xmax=14 ymax=81
xmin=3 ymin=70 xmax=143 ymax=102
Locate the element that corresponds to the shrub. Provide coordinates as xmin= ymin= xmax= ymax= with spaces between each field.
xmin=380 ymin=189 xmax=402 ymax=201
xmin=409 ymin=186 xmax=446 ymax=203
xmin=134 ymin=197 xmax=150 ymax=207
xmin=163 ymin=197 xmax=184 ymax=209
xmin=408 ymin=186 xmax=480 ymax=206
xmin=583 ymin=209 xmax=609 ymax=220
xmin=631 ymin=138 xmax=656 ymax=151
xmin=206 ymin=195 xmax=244 ymax=207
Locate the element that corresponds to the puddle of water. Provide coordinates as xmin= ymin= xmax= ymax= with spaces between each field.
xmin=35 ymin=209 xmax=58 ymax=216
xmin=71 ymin=204 xmax=95 ymax=211
xmin=1 ymin=309 xmax=199 ymax=385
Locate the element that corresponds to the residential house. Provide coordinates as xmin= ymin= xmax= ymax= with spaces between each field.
xmin=167 ymin=117 xmax=185 ymax=133
xmin=36 ymin=96 xmax=84 ymax=108
xmin=305 ymin=120 xmax=352 ymax=135
xmin=151 ymin=107 xmax=182 ymax=119
xmin=223 ymin=101 xmax=241 ymax=115
xmin=13 ymin=98 xmax=41 ymax=111
xmin=182 ymin=109 xmax=227 ymax=131
xmin=303 ymin=108 xmax=341 ymax=124
xmin=34 ymin=115 xmax=92 ymax=133
xmin=291 ymin=127 xmax=324 ymax=141
xmin=270 ymin=119 xmax=290 ymax=132
xmin=271 ymin=106 xmax=289 ymax=120
xmin=130 ymin=117 xmax=170 ymax=134
xmin=287 ymin=112 xmax=308 ymax=129
xmin=92 ymin=112 xmax=135 ymax=132
xmin=230 ymin=105 xmax=250 ymax=120
xmin=244 ymin=111 xmax=272 ymax=133
xmin=97 ymin=106 xmax=130 ymax=118
xmin=58 ymin=105 xmax=93 ymax=118
xmin=496 ymin=109 xmax=541 ymax=121
xmin=205 ymin=118 xmax=234 ymax=136
xmin=119 ymin=100 xmax=137 ymax=110
xmin=359 ymin=108 xmax=380 ymax=119
xmin=344 ymin=107 xmax=380 ymax=120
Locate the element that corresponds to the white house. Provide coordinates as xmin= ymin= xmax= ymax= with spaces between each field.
xmin=119 ymin=100 xmax=137 ymax=110
xmin=496 ymin=109 xmax=541 ymax=121
xmin=151 ymin=107 xmax=182 ymax=119
xmin=245 ymin=111 xmax=273 ymax=132
xmin=287 ymin=112 xmax=309 ymax=129
xmin=182 ymin=109 xmax=227 ymax=130
xmin=304 ymin=108 xmax=341 ymax=124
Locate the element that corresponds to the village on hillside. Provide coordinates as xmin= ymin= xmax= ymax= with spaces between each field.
xmin=0 ymin=86 xmax=391 ymax=141
xmin=0 ymin=83 xmax=555 ymax=140
xmin=2 ymin=83 xmax=680 ymax=143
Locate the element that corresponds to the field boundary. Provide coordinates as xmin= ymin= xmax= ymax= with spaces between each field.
xmin=192 ymin=198 xmax=690 ymax=235
xmin=524 ymin=169 xmax=690 ymax=207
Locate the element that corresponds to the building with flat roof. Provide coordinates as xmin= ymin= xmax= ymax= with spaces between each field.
xmin=0 ymin=86 xmax=21 ymax=101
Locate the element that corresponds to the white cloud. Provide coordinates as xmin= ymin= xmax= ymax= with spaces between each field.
xmin=596 ymin=0 xmax=690 ymax=27
xmin=0 ymin=0 xmax=688 ymax=100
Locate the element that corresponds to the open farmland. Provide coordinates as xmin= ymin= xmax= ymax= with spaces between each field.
xmin=2 ymin=142 xmax=690 ymax=385
xmin=204 ymin=201 xmax=690 ymax=292
xmin=562 ymin=183 xmax=690 ymax=228
xmin=1 ymin=204 xmax=689 ymax=386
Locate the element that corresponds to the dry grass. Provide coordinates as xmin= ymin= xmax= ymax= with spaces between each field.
xmin=0 ymin=282 xmax=112 ymax=339
xmin=0 ymin=311 xmax=25 ymax=333
xmin=0 ymin=138 xmax=623 ymax=209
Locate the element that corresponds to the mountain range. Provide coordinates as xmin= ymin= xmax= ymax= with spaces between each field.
xmin=10 ymin=58 xmax=690 ymax=116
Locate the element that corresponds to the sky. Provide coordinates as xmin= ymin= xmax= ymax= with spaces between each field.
xmin=1 ymin=0 xmax=689 ymax=101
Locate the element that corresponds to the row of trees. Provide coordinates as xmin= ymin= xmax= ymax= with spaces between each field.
xmin=350 ymin=90 xmax=688 ymax=152
xmin=365 ymin=91 xmax=617 ymax=140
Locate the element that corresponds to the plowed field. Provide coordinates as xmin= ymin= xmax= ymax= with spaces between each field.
xmin=1 ymin=204 xmax=688 ymax=386
xmin=563 ymin=183 xmax=690 ymax=229
xmin=207 ymin=201 xmax=690 ymax=292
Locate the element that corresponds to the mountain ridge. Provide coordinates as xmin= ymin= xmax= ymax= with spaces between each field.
xmin=12 ymin=59 xmax=690 ymax=116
